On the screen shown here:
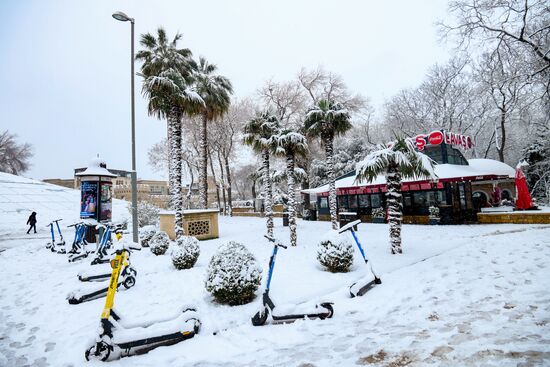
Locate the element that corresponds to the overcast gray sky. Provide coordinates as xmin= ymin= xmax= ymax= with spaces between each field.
xmin=0 ymin=0 xmax=450 ymax=181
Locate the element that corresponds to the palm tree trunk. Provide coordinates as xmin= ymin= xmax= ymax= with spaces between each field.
xmin=324 ymin=136 xmax=338 ymax=229
xmin=198 ymin=113 xmax=208 ymax=209
xmin=224 ymin=154 xmax=233 ymax=216
xmin=168 ymin=115 xmax=184 ymax=237
xmin=286 ymin=153 xmax=297 ymax=246
xmin=217 ymin=151 xmax=227 ymax=215
xmin=208 ymin=149 xmax=221 ymax=211
xmin=262 ymin=148 xmax=274 ymax=237
xmin=386 ymin=163 xmax=403 ymax=254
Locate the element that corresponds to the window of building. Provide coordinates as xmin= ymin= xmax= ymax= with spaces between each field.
xmin=358 ymin=194 xmax=370 ymax=208
xmin=371 ymin=194 xmax=382 ymax=208
xmin=338 ymin=195 xmax=349 ymax=210
xmin=319 ymin=197 xmax=328 ymax=209
xmin=424 ymin=145 xmax=444 ymax=164
xmin=348 ymin=195 xmax=358 ymax=209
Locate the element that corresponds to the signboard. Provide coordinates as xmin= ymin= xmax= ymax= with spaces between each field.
xmin=80 ymin=181 xmax=98 ymax=219
xmin=99 ymin=182 xmax=112 ymax=222
xmin=413 ymin=130 xmax=473 ymax=151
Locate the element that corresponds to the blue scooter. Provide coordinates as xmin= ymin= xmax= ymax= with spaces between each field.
xmin=67 ymin=222 xmax=91 ymax=262
xmin=45 ymin=219 xmax=66 ymax=253
xmin=251 ymin=235 xmax=334 ymax=326
xmin=338 ymin=219 xmax=381 ymax=297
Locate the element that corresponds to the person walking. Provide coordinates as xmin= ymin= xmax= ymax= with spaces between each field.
xmin=26 ymin=211 xmax=37 ymax=234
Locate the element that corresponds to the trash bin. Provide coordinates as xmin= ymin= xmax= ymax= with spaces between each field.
xmin=282 ymin=212 xmax=289 ymax=227
xmin=339 ymin=212 xmax=358 ymax=230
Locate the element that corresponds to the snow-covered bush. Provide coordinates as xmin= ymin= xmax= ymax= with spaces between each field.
xmin=205 ymin=241 xmax=262 ymax=305
xmin=428 ymin=206 xmax=440 ymax=219
xmin=138 ymin=226 xmax=156 ymax=247
xmin=149 ymin=231 xmax=170 ymax=255
xmin=171 ymin=236 xmax=200 ymax=270
xmin=317 ymin=230 xmax=354 ymax=273
xmin=372 ymin=207 xmax=385 ymax=219
xmin=128 ymin=201 xmax=161 ymax=227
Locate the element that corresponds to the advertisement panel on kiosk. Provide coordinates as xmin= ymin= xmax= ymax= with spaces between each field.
xmin=99 ymin=182 xmax=112 ymax=222
xmin=80 ymin=181 xmax=98 ymax=219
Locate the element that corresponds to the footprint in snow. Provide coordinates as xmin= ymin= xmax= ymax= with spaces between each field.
xmin=44 ymin=342 xmax=55 ymax=352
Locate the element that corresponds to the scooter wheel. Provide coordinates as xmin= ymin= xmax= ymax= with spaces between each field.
xmin=123 ymin=276 xmax=136 ymax=289
xmin=251 ymin=307 xmax=269 ymax=326
xmin=318 ymin=303 xmax=334 ymax=319
xmin=85 ymin=341 xmax=111 ymax=361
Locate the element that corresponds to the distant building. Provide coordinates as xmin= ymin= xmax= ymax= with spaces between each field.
xmin=42 ymin=178 xmax=75 ymax=189
xmin=44 ymin=170 xmax=220 ymax=210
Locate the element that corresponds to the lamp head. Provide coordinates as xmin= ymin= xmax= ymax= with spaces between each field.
xmin=112 ymin=11 xmax=133 ymax=22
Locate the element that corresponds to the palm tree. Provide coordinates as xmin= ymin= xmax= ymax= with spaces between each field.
xmin=356 ymin=137 xmax=436 ymax=254
xmin=193 ymin=57 xmax=233 ymax=209
xmin=304 ymin=99 xmax=352 ymax=229
xmin=136 ymin=28 xmax=203 ymax=237
xmin=271 ymin=129 xmax=308 ymax=246
xmin=243 ymin=110 xmax=280 ymax=237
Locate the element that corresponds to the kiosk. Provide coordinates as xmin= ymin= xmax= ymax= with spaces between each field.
xmin=76 ymin=158 xmax=116 ymax=242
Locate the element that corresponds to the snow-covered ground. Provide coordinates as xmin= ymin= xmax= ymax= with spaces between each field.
xmin=1 ymin=172 xmax=549 ymax=366
xmin=1 ymin=213 xmax=549 ymax=366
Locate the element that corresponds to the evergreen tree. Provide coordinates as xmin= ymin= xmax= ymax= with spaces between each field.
xmin=356 ymin=137 xmax=436 ymax=254
xmin=304 ymin=100 xmax=352 ymax=229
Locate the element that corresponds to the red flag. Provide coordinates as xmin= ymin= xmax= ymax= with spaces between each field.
xmin=515 ymin=163 xmax=533 ymax=210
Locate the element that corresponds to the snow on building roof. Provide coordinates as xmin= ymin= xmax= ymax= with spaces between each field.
xmin=302 ymin=158 xmax=515 ymax=195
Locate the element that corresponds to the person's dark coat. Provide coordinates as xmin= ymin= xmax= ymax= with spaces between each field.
xmin=27 ymin=212 xmax=37 ymax=225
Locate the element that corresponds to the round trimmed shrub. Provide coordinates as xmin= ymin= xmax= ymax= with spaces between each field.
xmin=138 ymin=226 xmax=156 ymax=248
xmin=205 ymin=241 xmax=262 ymax=305
xmin=171 ymin=236 xmax=200 ymax=270
xmin=317 ymin=230 xmax=354 ymax=272
xmin=149 ymin=231 xmax=170 ymax=255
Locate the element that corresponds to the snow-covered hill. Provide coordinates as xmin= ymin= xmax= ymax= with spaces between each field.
xmin=0 ymin=213 xmax=549 ymax=366
xmin=0 ymin=172 xmax=130 ymax=241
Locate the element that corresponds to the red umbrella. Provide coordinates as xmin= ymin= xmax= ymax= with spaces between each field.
xmin=515 ymin=162 xmax=533 ymax=210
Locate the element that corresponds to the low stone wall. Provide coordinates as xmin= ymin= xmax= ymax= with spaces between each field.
xmin=160 ymin=209 xmax=219 ymax=240
xmin=232 ymin=212 xmax=262 ymax=218
xmin=477 ymin=212 xmax=550 ymax=224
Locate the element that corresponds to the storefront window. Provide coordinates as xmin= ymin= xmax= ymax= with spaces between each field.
xmin=338 ymin=195 xmax=349 ymax=210
xmin=358 ymin=194 xmax=370 ymax=208
xmin=348 ymin=195 xmax=358 ymax=209
xmin=319 ymin=197 xmax=328 ymax=209
xmin=371 ymin=194 xmax=381 ymax=208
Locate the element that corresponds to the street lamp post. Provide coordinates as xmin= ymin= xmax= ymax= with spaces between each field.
xmin=112 ymin=11 xmax=139 ymax=243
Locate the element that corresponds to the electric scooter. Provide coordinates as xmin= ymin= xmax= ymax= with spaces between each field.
xmin=338 ymin=219 xmax=382 ymax=297
xmin=67 ymin=222 xmax=91 ymax=262
xmin=45 ymin=219 xmax=66 ymax=253
xmin=78 ymin=227 xmax=138 ymax=282
xmin=85 ymin=245 xmax=200 ymax=361
xmin=251 ymin=235 xmax=334 ymax=326
xmin=89 ymin=223 xmax=116 ymax=265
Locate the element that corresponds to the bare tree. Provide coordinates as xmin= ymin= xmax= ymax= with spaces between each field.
xmin=441 ymin=0 xmax=550 ymax=96
xmin=0 ymin=130 xmax=33 ymax=175
xmin=476 ymin=49 xmax=531 ymax=162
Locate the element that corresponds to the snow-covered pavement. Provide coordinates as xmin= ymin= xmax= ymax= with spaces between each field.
xmin=1 ymin=216 xmax=549 ymax=366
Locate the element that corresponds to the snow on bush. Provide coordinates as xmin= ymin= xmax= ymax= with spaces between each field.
xmin=317 ymin=230 xmax=354 ymax=273
xmin=172 ymin=236 xmax=200 ymax=270
xmin=205 ymin=241 xmax=262 ymax=305
xmin=128 ymin=201 xmax=161 ymax=227
xmin=138 ymin=226 xmax=157 ymax=248
xmin=149 ymin=231 xmax=170 ymax=256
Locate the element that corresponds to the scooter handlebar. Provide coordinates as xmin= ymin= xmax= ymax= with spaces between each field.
xmin=264 ymin=234 xmax=287 ymax=249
